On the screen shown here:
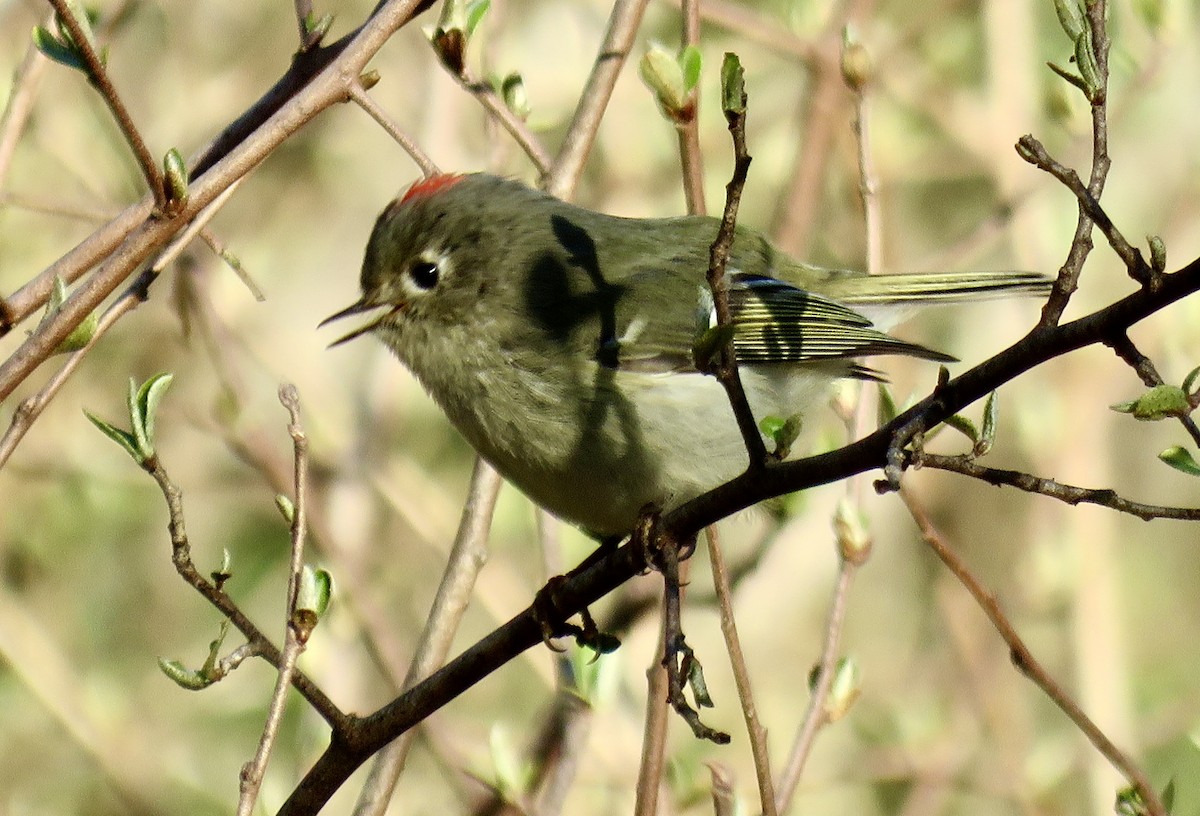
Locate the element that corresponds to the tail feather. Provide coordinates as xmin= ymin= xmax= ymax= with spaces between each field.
xmin=824 ymin=271 xmax=1052 ymax=306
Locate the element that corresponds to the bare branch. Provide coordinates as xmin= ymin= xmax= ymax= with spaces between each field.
xmin=237 ymin=386 xmax=314 ymax=816
xmin=898 ymin=484 xmax=1165 ymax=816
xmin=915 ymin=452 xmax=1200 ymax=522
xmin=706 ymin=525 xmax=776 ymax=816
xmin=44 ymin=0 xmax=166 ymax=209
xmin=348 ymin=82 xmax=440 ymax=178
xmin=546 ymin=0 xmax=651 ymax=199
xmin=352 ymin=458 xmax=499 ymax=816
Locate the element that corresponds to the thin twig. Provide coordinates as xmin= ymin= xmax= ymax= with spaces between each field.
xmin=351 ymin=458 xmax=500 ymax=816
xmin=348 ymin=82 xmax=440 ymax=177
xmin=777 ymin=58 xmax=878 ymax=804
xmin=0 ymin=18 xmax=49 ymax=195
xmin=707 ymin=74 xmax=768 ymax=465
xmin=774 ymin=557 xmax=855 ymax=810
xmin=771 ymin=0 xmax=879 ymax=253
xmin=898 ymin=483 xmax=1165 ymax=816
xmin=237 ymin=386 xmax=313 ymax=816
xmin=705 ymin=525 xmax=777 ymax=816
xmin=632 ymin=612 xmax=670 ymax=816
xmin=546 ymin=0 xmax=651 ymax=199
xmin=675 ymin=0 xmax=705 ymax=215
xmin=708 ymin=762 xmax=736 ymax=816
xmin=142 ymin=454 xmax=347 ymax=732
xmin=914 ymin=452 xmax=1200 ymax=521
xmin=664 ymin=0 xmax=817 ymax=63
xmin=44 ymin=0 xmax=166 ymax=210
xmin=1033 ymin=0 xmax=1114 ymax=327
xmin=1015 ymin=134 xmax=1152 ymax=285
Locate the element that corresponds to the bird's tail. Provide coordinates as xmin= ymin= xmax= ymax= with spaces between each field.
xmin=824 ymin=270 xmax=1052 ymax=306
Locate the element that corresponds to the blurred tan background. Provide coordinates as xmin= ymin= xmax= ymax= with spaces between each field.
xmin=2 ymin=0 xmax=1200 ymax=813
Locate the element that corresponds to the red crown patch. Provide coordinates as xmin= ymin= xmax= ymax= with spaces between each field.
xmin=400 ymin=173 xmax=467 ymax=205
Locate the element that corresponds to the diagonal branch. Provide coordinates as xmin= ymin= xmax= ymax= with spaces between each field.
xmin=0 ymin=0 xmax=434 ymax=397
xmin=278 ymin=252 xmax=1200 ymax=815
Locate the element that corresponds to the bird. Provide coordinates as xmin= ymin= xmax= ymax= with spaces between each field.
xmin=323 ymin=172 xmax=1050 ymax=537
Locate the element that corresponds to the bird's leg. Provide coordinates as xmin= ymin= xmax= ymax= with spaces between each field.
xmin=531 ymin=532 xmax=627 ymax=655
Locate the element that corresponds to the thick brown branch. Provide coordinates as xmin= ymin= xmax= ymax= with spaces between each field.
xmin=278 ymin=252 xmax=1200 ymax=815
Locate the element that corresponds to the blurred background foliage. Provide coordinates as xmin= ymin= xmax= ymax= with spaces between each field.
xmin=2 ymin=0 xmax=1200 ymax=813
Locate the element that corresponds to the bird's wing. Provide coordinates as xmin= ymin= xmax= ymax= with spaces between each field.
xmin=727 ymin=274 xmax=954 ymax=365
xmin=604 ymin=271 xmax=953 ymax=374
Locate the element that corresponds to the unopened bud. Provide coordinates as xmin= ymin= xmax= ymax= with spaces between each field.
xmin=840 ymin=29 xmax=872 ymax=92
xmin=833 ymin=497 xmax=872 ymax=564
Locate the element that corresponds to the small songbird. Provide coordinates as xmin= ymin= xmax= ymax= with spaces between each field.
xmin=324 ymin=173 xmax=1049 ymax=536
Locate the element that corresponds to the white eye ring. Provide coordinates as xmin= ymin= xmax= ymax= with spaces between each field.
xmin=409 ymin=259 xmax=440 ymax=290
xmin=402 ymin=251 xmax=451 ymax=295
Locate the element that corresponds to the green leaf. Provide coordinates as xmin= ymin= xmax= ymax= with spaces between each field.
xmin=942 ymin=413 xmax=979 ymax=444
xmin=759 ymin=413 xmax=802 ymax=459
xmin=275 ymin=494 xmax=296 ymax=524
xmin=84 ymin=410 xmax=142 ymax=462
xmin=719 ymin=52 xmax=745 ymax=116
xmin=465 ymin=0 xmax=490 ymax=36
xmin=162 ymin=148 xmax=189 ymax=209
xmin=686 ymin=655 xmax=714 ymax=708
xmin=679 ymin=45 xmax=702 ymax=92
xmin=296 ymin=565 xmax=332 ymax=618
xmin=1053 ymin=0 xmax=1086 ymax=39
xmin=691 ymin=323 xmax=736 ymax=370
xmin=824 ymin=657 xmax=861 ymax=722
xmin=158 ymin=657 xmax=215 ymax=690
xmin=759 ymin=415 xmax=785 ymax=439
xmin=976 ymin=391 xmax=998 ymax=456
xmin=1110 ymin=384 xmax=1191 ymax=421
xmin=833 ymin=497 xmax=871 ymax=563
xmin=303 ymin=11 xmax=334 ymax=41
xmin=1162 ymin=778 xmax=1176 ymax=813
xmin=31 ymin=25 xmax=86 ymax=71
xmin=499 ymin=72 xmax=530 ymax=119
xmin=1183 ymin=365 xmax=1200 ymax=396
xmin=876 ymin=382 xmax=898 ymax=425
xmin=1046 ymin=60 xmax=1089 ymax=95
xmin=40 ymin=275 xmax=98 ymax=354
xmin=59 ymin=0 xmax=101 ymax=55
xmin=839 ymin=26 xmax=872 ymax=91
xmin=488 ymin=725 xmax=531 ymax=800
xmin=131 ymin=372 xmax=174 ymax=459
xmin=568 ymin=643 xmax=604 ymax=703
xmin=1073 ymin=30 xmax=1101 ymax=100
xmin=1159 ymin=446 xmax=1200 ymax=477
xmin=158 ymin=620 xmax=229 ymax=691
xmin=639 ymin=42 xmax=688 ymax=118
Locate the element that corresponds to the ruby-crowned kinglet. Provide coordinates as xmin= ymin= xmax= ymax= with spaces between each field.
xmin=324 ymin=173 xmax=1049 ymax=537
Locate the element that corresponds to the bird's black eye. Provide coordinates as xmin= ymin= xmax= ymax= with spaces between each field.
xmin=409 ymin=259 xmax=440 ymax=290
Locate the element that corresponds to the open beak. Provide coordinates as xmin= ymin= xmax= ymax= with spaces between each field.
xmin=319 ymin=299 xmax=394 ymax=348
